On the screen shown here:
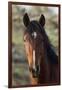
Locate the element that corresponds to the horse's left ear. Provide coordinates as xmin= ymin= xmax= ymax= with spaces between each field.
xmin=39 ymin=14 xmax=45 ymax=27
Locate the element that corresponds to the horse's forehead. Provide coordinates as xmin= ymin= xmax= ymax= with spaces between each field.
xmin=32 ymin=31 xmax=37 ymax=39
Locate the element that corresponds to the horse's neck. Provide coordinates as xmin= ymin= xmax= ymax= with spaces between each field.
xmin=39 ymin=54 xmax=50 ymax=83
xmin=29 ymin=73 xmax=38 ymax=85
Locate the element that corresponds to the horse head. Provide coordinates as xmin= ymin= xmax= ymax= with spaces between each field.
xmin=23 ymin=13 xmax=47 ymax=78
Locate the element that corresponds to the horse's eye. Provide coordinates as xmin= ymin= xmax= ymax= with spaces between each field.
xmin=24 ymin=39 xmax=26 ymax=42
xmin=24 ymin=34 xmax=30 ymax=42
xmin=24 ymin=37 xmax=29 ymax=42
xmin=24 ymin=35 xmax=27 ymax=42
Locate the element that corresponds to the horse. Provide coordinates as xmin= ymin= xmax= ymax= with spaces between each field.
xmin=23 ymin=13 xmax=59 ymax=85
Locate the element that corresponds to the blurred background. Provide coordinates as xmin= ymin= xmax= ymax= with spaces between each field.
xmin=12 ymin=4 xmax=59 ymax=86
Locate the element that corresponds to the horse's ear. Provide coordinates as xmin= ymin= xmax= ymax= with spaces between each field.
xmin=23 ymin=13 xmax=30 ymax=27
xmin=39 ymin=14 xmax=45 ymax=27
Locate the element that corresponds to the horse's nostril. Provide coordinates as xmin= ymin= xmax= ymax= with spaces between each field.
xmin=36 ymin=65 xmax=39 ymax=72
xmin=32 ymin=69 xmax=37 ymax=77
xmin=32 ymin=68 xmax=36 ymax=73
xmin=29 ymin=67 xmax=40 ymax=78
xmin=29 ymin=67 xmax=32 ymax=72
xmin=31 ymin=68 xmax=39 ymax=78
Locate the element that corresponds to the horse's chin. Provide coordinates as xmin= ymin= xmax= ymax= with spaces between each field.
xmin=30 ymin=73 xmax=38 ymax=85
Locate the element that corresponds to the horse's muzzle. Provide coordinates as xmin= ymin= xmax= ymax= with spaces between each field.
xmin=29 ymin=66 xmax=40 ymax=78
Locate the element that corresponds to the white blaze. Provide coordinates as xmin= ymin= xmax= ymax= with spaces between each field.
xmin=33 ymin=50 xmax=36 ymax=69
xmin=32 ymin=32 xmax=37 ymax=70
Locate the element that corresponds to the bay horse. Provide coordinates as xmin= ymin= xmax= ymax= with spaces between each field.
xmin=23 ymin=13 xmax=59 ymax=85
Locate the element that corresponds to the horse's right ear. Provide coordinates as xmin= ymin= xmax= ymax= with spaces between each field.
xmin=23 ymin=13 xmax=30 ymax=27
